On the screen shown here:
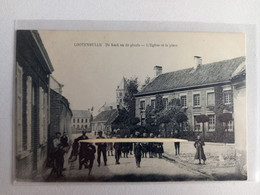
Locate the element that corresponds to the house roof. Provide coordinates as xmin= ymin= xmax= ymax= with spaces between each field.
xmin=92 ymin=109 xmax=118 ymax=123
xmin=72 ymin=110 xmax=92 ymax=118
xmin=137 ymin=56 xmax=245 ymax=96
xmin=98 ymin=102 xmax=117 ymax=112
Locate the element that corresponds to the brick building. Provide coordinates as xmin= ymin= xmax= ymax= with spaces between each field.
xmin=135 ymin=56 xmax=246 ymax=143
xmin=15 ymin=30 xmax=54 ymax=179
xmin=49 ymin=89 xmax=73 ymax=141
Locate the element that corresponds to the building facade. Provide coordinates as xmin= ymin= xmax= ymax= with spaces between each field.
xmin=49 ymin=89 xmax=73 ymax=141
xmin=91 ymin=109 xmax=118 ymax=135
xmin=15 ymin=30 xmax=54 ymax=179
xmin=231 ymin=62 xmax=246 ymax=175
xmin=71 ymin=110 xmax=92 ymax=133
xmin=135 ymin=56 xmax=246 ymax=143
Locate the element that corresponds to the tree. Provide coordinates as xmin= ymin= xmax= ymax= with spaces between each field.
xmin=112 ymin=77 xmax=140 ymax=136
xmin=155 ymin=94 xmax=164 ymax=113
xmin=123 ymin=77 xmax=138 ymax=120
xmin=145 ymin=97 xmax=189 ymax=138
xmin=218 ymin=113 xmax=233 ymax=143
xmin=141 ymin=76 xmax=151 ymax=89
xmin=195 ymin=114 xmax=209 ymax=141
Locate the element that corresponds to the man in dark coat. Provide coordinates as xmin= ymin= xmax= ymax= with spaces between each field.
xmin=156 ymin=134 xmax=164 ymax=159
xmin=134 ymin=143 xmax=143 ymax=168
xmin=96 ymin=131 xmax=107 ymax=166
xmin=76 ymin=131 xmax=89 ymax=170
xmin=114 ymin=135 xmax=122 ymax=164
xmin=85 ymin=143 xmax=96 ymax=175
xmin=173 ymin=130 xmax=181 ymax=155
xmin=194 ymin=135 xmax=206 ymax=164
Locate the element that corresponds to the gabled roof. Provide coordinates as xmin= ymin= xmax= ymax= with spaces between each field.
xmin=92 ymin=109 xmax=118 ymax=123
xmin=72 ymin=110 xmax=92 ymax=118
xmin=137 ymin=56 xmax=245 ymax=96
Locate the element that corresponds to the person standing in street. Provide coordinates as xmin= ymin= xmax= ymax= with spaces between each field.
xmin=173 ymin=130 xmax=181 ymax=155
xmin=114 ymin=136 xmax=122 ymax=164
xmin=156 ymin=134 xmax=164 ymax=159
xmin=106 ymin=135 xmax=113 ymax=156
xmin=52 ymin=132 xmax=66 ymax=177
xmin=134 ymin=142 xmax=143 ymax=168
xmin=122 ymin=135 xmax=129 ymax=158
xmin=76 ymin=131 xmax=89 ymax=170
xmin=85 ymin=143 xmax=96 ymax=175
xmin=96 ymin=131 xmax=107 ymax=166
xmin=194 ymin=135 xmax=206 ymax=165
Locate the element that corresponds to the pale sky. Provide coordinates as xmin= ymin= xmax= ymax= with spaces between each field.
xmin=39 ymin=31 xmax=245 ymax=115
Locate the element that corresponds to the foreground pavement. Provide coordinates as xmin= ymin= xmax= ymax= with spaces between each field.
xmin=44 ymin=153 xmax=210 ymax=182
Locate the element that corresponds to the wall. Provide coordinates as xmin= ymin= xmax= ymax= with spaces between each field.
xmin=233 ymin=80 xmax=247 ymax=175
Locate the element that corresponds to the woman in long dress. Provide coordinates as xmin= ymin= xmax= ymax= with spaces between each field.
xmin=194 ymin=135 xmax=206 ymax=165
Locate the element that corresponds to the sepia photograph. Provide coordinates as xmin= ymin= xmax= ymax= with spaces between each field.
xmin=15 ymin=30 xmax=246 ymax=182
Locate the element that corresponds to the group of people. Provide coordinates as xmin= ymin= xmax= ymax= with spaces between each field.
xmin=67 ymin=131 xmax=166 ymax=172
xmin=50 ymin=130 xmax=207 ymax=177
xmin=50 ymin=132 xmax=70 ymax=177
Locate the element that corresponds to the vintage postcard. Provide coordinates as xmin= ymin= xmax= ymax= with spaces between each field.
xmin=15 ymin=30 xmax=246 ymax=182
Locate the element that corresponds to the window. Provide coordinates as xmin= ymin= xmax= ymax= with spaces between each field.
xmin=77 ymin=118 xmax=79 ymax=123
xmin=163 ymin=98 xmax=168 ymax=109
xmin=73 ymin=118 xmax=75 ymax=123
xmin=119 ymin=92 xmax=122 ymax=97
xmin=180 ymin=95 xmax=187 ymax=107
xmin=208 ymin=115 xmax=215 ymax=131
xmin=85 ymin=125 xmax=88 ymax=129
xmin=194 ymin=116 xmax=202 ymax=131
xmin=193 ymin=94 xmax=200 ymax=107
xmin=39 ymin=87 xmax=45 ymax=145
xmin=151 ymin=99 xmax=156 ymax=109
xmin=207 ymin=92 xmax=215 ymax=106
xmin=73 ymin=125 xmax=75 ymax=128
xmin=44 ymin=93 xmax=48 ymax=143
xmin=140 ymin=100 xmax=145 ymax=110
xmin=85 ymin=118 xmax=88 ymax=123
xmin=25 ymin=76 xmax=32 ymax=150
xmin=120 ymin=99 xmax=122 ymax=103
xmin=77 ymin=125 xmax=79 ymax=129
xmin=223 ymin=90 xmax=232 ymax=104
xmin=227 ymin=121 xmax=233 ymax=131
xmin=81 ymin=118 xmax=83 ymax=123
xmin=16 ymin=63 xmax=23 ymax=154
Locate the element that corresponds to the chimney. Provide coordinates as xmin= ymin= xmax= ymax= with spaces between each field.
xmin=154 ymin=66 xmax=162 ymax=77
xmin=194 ymin=56 xmax=202 ymax=69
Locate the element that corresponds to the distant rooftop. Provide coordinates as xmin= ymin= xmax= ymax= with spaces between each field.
xmin=92 ymin=109 xmax=118 ymax=123
xmin=72 ymin=110 xmax=92 ymax=118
